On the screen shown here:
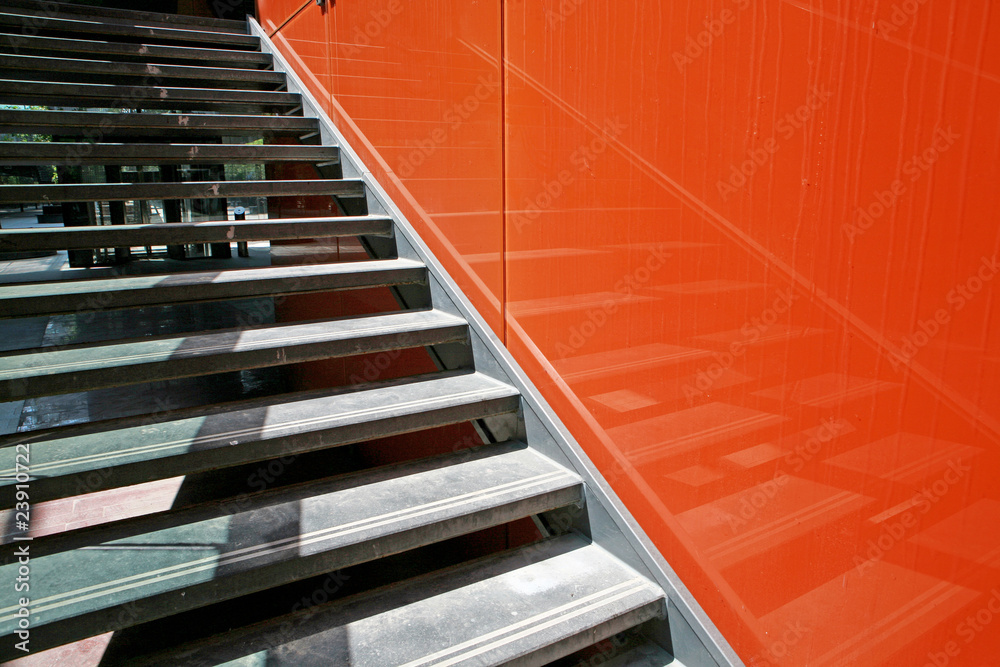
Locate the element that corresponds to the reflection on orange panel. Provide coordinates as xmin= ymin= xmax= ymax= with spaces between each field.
xmin=258 ymin=0 xmax=1000 ymax=662
xmin=326 ymin=0 xmax=504 ymax=334
xmin=266 ymin=0 xmax=505 ymax=333
xmin=504 ymin=0 xmax=1000 ymax=665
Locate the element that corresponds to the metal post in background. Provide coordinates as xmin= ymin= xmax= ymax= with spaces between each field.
xmin=235 ymin=206 xmax=249 ymax=257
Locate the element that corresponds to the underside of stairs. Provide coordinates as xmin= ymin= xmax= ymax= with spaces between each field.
xmin=0 ymin=2 xmax=736 ymax=665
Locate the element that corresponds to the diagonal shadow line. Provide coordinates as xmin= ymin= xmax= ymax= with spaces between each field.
xmin=459 ymin=37 xmax=1000 ymax=445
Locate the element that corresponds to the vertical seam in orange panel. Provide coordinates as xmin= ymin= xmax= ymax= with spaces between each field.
xmin=500 ymin=0 xmax=508 ymax=346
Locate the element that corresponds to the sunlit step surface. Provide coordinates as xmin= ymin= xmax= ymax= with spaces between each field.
xmin=0 ymin=443 xmax=582 ymax=660
xmin=0 ymin=372 xmax=521 ymax=504
xmin=131 ymin=535 xmax=663 ymax=667
xmin=0 ymin=309 xmax=468 ymax=400
xmin=0 ymin=216 xmax=391 ymax=253
xmin=0 ymin=259 xmax=427 ymax=319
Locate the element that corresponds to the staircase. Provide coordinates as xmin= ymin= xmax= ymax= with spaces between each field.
xmin=0 ymin=3 xmax=712 ymax=665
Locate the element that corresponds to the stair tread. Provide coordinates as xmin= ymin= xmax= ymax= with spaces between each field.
xmin=0 ymin=216 xmax=392 ymax=252
xmin=0 ymin=0 xmax=249 ymax=33
xmin=0 ymin=11 xmax=259 ymax=48
xmin=0 ymin=79 xmax=300 ymax=113
xmin=0 ymin=372 xmax=521 ymax=502
xmin=0 ymin=444 xmax=582 ymax=647
xmin=0 ymin=309 xmax=468 ymax=399
xmin=0 ymin=54 xmax=285 ymax=89
xmin=0 ymin=142 xmax=340 ymax=166
xmin=0 ymin=110 xmax=313 ymax=139
xmin=136 ymin=534 xmax=662 ymax=667
xmin=0 ymin=179 xmax=365 ymax=204
xmin=0 ymin=258 xmax=426 ymax=318
xmin=0 ymin=34 xmax=273 ymax=66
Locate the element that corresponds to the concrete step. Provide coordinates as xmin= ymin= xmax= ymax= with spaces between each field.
xmin=0 ymin=443 xmax=583 ymax=659
xmin=0 ymin=178 xmax=365 ymax=205
xmin=0 ymin=142 xmax=339 ymax=167
xmin=0 ymin=34 xmax=273 ymax=68
xmin=0 ymin=216 xmax=391 ymax=253
xmin=0 ymin=0 xmax=250 ymax=34
xmin=0 ymin=54 xmax=287 ymax=89
xmin=0 ymin=258 xmax=426 ymax=318
xmin=0 ymin=309 xmax=469 ymax=400
xmin=0 ymin=79 xmax=300 ymax=113
xmin=0 ymin=109 xmax=314 ymax=140
xmin=0 ymin=371 xmax=521 ymax=504
xmin=129 ymin=534 xmax=664 ymax=667
xmin=0 ymin=11 xmax=260 ymax=49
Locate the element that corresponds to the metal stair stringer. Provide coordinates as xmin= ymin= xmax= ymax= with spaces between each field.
xmin=248 ymin=16 xmax=742 ymax=667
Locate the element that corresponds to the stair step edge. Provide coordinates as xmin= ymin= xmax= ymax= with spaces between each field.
xmin=0 ymin=371 xmax=521 ymax=502
xmin=0 ymin=445 xmax=582 ymax=658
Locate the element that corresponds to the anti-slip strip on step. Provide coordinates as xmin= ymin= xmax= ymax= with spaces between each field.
xmin=0 ymin=445 xmax=582 ymax=652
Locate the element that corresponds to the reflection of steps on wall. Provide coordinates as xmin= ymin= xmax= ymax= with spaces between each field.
xmin=465 ymin=247 xmax=608 ymax=266
xmin=719 ymin=418 xmax=858 ymax=474
xmin=655 ymin=418 xmax=861 ymax=506
xmin=824 ymin=432 xmax=982 ymax=488
xmin=553 ymin=342 xmax=716 ymax=393
xmin=752 ymin=372 xmax=902 ymax=410
xmin=906 ymin=499 xmax=1000 ymax=577
xmin=586 ymin=367 xmax=755 ymax=425
xmin=507 ymin=290 xmax=657 ymax=318
xmin=677 ymin=477 xmax=875 ymax=571
xmin=608 ymin=402 xmax=788 ymax=466
xmin=580 ymin=326 xmax=836 ymax=425
xmin=689 ymin=324 xmax=830 ymax=349
xmin=652 ymin=279 xmax=767 ymax=296
xmin=758 ymin=561 xmax=979 ymax=666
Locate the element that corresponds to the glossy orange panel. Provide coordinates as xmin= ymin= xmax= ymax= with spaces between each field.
xmin=503 ymin=0 xmax=1000 ymax=665
xmin=322 ymin=0 xmax=504 ymax=333
xmin=265 ymin=0 xmax=505 ymax=333
xmin=258 ymin=0 xmax=1000 ymax=663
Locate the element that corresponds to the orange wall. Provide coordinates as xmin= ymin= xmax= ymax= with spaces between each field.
xmin=259 ymin=1 xmax=1000 ymax=664
xmin=258 ymin=0 xmax=505 ymax=333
